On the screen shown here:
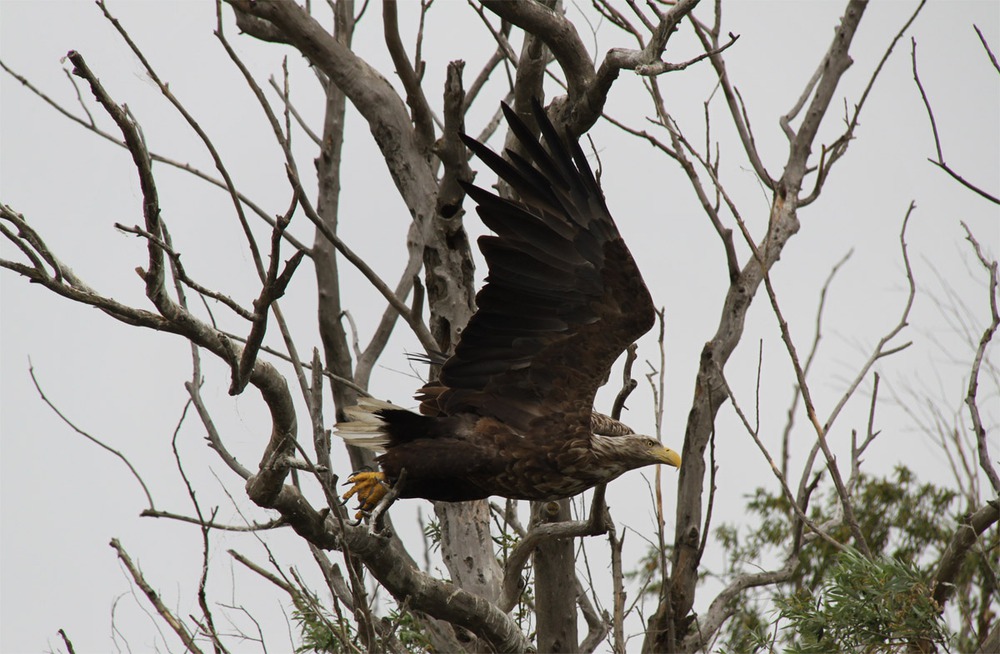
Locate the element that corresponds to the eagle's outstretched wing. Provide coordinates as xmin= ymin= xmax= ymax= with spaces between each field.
xmin=420 ymin=100 xmax=655 ymax=435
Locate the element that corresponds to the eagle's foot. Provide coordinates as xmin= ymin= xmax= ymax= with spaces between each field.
xmin=343 ymin=471 xmax=389 ymax=521
xmin=366 ymin=468 xmax=407 ymax=537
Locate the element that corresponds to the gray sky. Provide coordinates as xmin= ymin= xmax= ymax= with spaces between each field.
xmin=2 ymin=1 xmax=998 ymax=651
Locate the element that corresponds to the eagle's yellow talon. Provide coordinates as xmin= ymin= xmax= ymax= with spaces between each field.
xmin=343 ymin=471 xmax=389 ymax=519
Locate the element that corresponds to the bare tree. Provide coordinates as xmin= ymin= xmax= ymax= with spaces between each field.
xmin=2 ymin=1 xmax=996 ymax=652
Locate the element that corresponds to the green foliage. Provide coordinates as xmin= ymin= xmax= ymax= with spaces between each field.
xmin=385 ymin=607 xmax=435 ymax=653
xmin=292 ymin=592 xmax=432 ymax=653
xmin=708 ymin=466 xmax=995 ymax=652
xmin=715 ymin=604 xmax=774 ymax=654
xmin=422 ymin=518 xmax=442 ymax=552
xmin=777 ymin=549 xmax=948 ymax=653
xmin=292 ymin=594 xmax=352 ymax=654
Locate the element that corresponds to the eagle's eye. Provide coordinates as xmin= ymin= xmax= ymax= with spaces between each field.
xmin=644 ymin=438 xmax=658 ymax=448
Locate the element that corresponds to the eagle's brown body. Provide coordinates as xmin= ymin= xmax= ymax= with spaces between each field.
xmin=337 ymin=100 xmax=680 ymax=512
xmin=369 ymin=405 xmax=662 ymax=503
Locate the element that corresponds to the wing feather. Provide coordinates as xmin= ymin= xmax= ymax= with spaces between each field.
xmin=424 ymin=99 xmax=655 ymax=435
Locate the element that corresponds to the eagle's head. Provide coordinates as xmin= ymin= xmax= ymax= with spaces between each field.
xmin=591 ymin=433 xmax=682 ymax=476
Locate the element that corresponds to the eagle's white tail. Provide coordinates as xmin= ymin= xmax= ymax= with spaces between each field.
xmin=334 ymin=397 xmax=403 ymax=453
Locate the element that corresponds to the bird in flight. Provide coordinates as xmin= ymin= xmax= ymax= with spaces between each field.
xmin=337 ymin=99 xmax=680 ymax=518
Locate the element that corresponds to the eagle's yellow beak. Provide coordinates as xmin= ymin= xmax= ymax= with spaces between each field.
xmin=655 ymin=446 xmax=682 ymax=468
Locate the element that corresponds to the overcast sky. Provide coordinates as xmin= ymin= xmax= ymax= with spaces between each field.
xmin=2 ymin=1 xmax=998 ymax=651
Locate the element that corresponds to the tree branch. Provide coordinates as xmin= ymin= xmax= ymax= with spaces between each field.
xmin=657 ymin=3 xmax=871 ymax=647
xmin=111 ymin=538 xmax=205 ymax=654
xmin=962 ymin=223 xmax=1000 ymax=493
xmin=29 ymin=364 xmax=155 ymax=510
xmin=383 ymin=0 xmax=435 ymax=151
xmin=911 ymin=37 xmax=999 ymax=205
xmin=931 ymin=500 xmax=1000 ymax=608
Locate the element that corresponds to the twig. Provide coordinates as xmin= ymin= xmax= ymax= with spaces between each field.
xmin=111 ymin=538 xmax=205 ymax=653
xmin=57 ymin=629 xmax=77 ymax=654
xmin=688 ymin=557 xmax=799 ymax=652
xmin=141 ymin=508 xmax=283 ymax=531
xmin=961 ymin=223 xmax=1000 ymax=493
xmin=611 ymin=343 xmax=639 ymax=418
xmin=230 ymin=549 xmax=297 ymax=595
xmin=781 ymin=249 xmax=853 ymax=479
xmin=975 ymin=24 xmax=1000 ymax=73
xmin=849 ymin=373 xmax=881 ymax=494
xmin=382 ymin=0 xmax=435 ymax=150
xmin=114 ymin=223 xmax=256 ymax=320
xmin=465 ymin=47 xmax=507 ymax=111
xmin=733 ymin=190 xmax=879 ymax=558
xmin=267 ymin=74 xmax=322 ymax=145
xmin=832 ymin=234 xmax=916 ymax=432
xmin=931 ymin=500 xmax=1000 ymax=608
xmin=165 ymin=396 xmax=229 ymax=654
xmin=577 ymin=573 xmax=610 ymax=652
xmin=498 ymin=514 xmax=609 ymax=613
xmin=232 ymin=202 xmax=305 ymax=394
xmin=367 ymin=468 xmax=407 ymax=537
xmin=911 ymin=37 xmax=999 ymax=204
xmin=713 ymin=361 xmax=846 ymax=553
xmin=28 ymin=363 xmax=155 ymax=509
xmin=690 ymin=14 xmax=775 ymax=190
xmin=1 ymin=59 xmax=310 ymax=254
xmin=609 ymin=527 xmax=626 ymax=653
xmin=101 ymin=0 xmax=271 ymax=280
xmin=184 ymin=377 xmax=253 ymax=480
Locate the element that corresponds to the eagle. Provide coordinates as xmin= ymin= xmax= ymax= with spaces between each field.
xmin=337 ymin=100 xmax=680 ymax=517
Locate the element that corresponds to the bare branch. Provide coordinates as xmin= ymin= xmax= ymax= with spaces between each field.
xmin=912 ymin=38 xmax=1000 ymax=204
xmin=233 ymin=207 xmax=305 ymax=394
xmin=465 ymin=46 xmax=508 ymax=111
xmin=434 ymin=60 xmax=473 ymax=220
xmin=383 ymin=0 xmax=435 ymax=150
xmin=799 ymin=0 xmax=927 ymax=206
xmin=218 ymin=17 xmax=439 ymax=358
xmin=57 ymin=629 xmax=77 ymax=654
xmin=687 ymin=557 xmax=799 ymax=651
xmin=225 ymin=0 xmax=441 ymax=227
xmin=185 ymin=377 xmax=253 ymax=480
xmin=96 ymin=1 xmax=269 ymax=281
xmin=598 ymin=0 xmax=703 ymax=83
xmin=780 ymin=0 xmax=867 ymax=192
xmin=975 ymin=24 xmax=1000 ymax=73
xmin=482 ymin=0 xmax=596 ymax=104
xmin=962 ymin=223 xmax=1000 ymax=493
xmin=611 ymin=343 xmax=639 ymax=419
xmin=577 ymin=576 xmax=610 ymax=652
xmin=267 ymin=75 xmax=322 ymax=146
xmin=141 ymin=509 xmax=283 ymax=531
xmin=0 ymin=59 xmax=310 ymax=255
xmin=849 ymin=373 xmax=882 ymax=495
xmin=498 ymin=512 xmax=608 ymax=613
xmin=714 ymin=360 xmax=847 ymax=553
xmin=605 ymin=22 xmax=733 ymax=79
xmin=781 ymin=248 xmax=853 ymax=479
xmin=29 ymin=364 xmax=155 ymax=510
xmin=657 ymin=7 xmax=873 ymax=645
xmin=111 ymin=538 xmax=205 ymax=654
xmin=733 ymin=198 xmax=886 ymax=558
xmin=67 ymin=50 xmax=174 ymax=311
xmin=931 ymin=500 xmax=1000 ymax=608
xmin=690 ymin=11 xmax=776 ymax=189
xmin=114 ymin=222 xmax=256 ymax=321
